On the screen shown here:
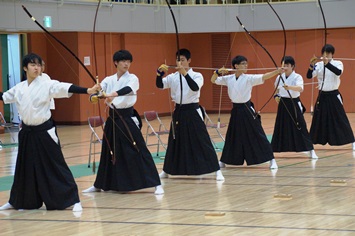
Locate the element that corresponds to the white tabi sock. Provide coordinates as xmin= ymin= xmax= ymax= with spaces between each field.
xmin=216 ymin=170 xmax=225 ymax=181
xmin=219 ymin=161 xmax=226 ymax=168
xmin=159 ymin=171 xmax=169 ymax=179
xmin=72 ymin=202 xmax=83 ymax=212
xmin=154 ymin=185 xmax=164 ymax=195
xmin=310 ymin=150 xmax=318 ymax=159
xmin=269 ymin=159 xmax=278 ymax=169
xmin=82 ymin=186 xmax=101 ymax=193
xmin=0 ymin=202 xmax=14 ymax=210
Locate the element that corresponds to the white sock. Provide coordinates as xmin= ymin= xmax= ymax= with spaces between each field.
xmin=219 ymin=161 xmax=226 ymax=168
xmin=269 ymin=159 xmax=278 ymax=169
xmin=82 ymin=186 xmax=101 ymax=193
xmin=154 ymin=185 xmax=164 ymax=195
xmin=159 ymin=171 xmax=168 ymax=179
xmin=216 ymin=170 xmax=225 ymax=181
xmin=72 ymin=202 xmax=83 ymax=212
xmin=72 ymin=211 xmax=82 ymax=218
xmin=310 ymin=150 xmax=318 ymax=159
xmin=0 ymin=202 xmax=14 ymax=210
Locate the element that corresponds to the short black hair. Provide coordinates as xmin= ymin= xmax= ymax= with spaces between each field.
xmin=321 ymin=44 xmax=335 ymax=55
xmin=113 ymin=50 xmax=133 ymax=65
xmin=22 ymin=53 xmax=42 ymax=68
xmin=231 ymin=55 xmax=247 ymax=69
xmin=282 ymin=56 xmax=295 ymax=67
xmin=176 ymin=48 xmax=191 ymax=60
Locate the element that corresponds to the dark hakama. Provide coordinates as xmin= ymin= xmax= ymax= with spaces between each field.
xmin=220 ymin=101 xmax=274 ymax=165
xmin=94 ymin=107 xmax=161 ymax=191
xmin=163 ymin=103 xmax=220 ymax=175
xmin=9 ymin=119 xmax=79 ymax=210
xmin=310 ymin=90 xmax=355 ymax=145
xmin=271 ymin=97 xmax=314 ymax=152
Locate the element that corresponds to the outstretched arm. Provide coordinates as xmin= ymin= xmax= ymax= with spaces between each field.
xmin=262 ymin=68 xmax=284 ymax=81
xmin=211 ymin=72 xmax=218 ymax=84
xmin=211 ymin=67 xmax=229 ymax=84
xmin=68 ymin=84 xmax=100 ymax=94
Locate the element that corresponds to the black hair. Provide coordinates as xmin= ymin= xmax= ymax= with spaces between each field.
xmin=113 ymin=50 xmax=133 ymax=66
xmin=282 ymin=56 xmax=295 ymax=67
xmin=176 ymin=48 xmax=191 ymax=60
xmin=231 ymin=55 xmax=247 ymax=69
xmin=22 ymin=53 xmax=42 ymax=68
xmin=21 ymin=71 xmax=27 ymax=82
xmin=321 ymin=44 xmax=335 ymax=55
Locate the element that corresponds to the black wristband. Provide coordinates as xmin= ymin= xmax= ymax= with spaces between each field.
xmin=157 ymin=69 xmax=165 ymax=77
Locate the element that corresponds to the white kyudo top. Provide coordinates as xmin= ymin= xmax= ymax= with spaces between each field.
xmin=215 ymin=73 xmax=263 ymax=103
xmin=312 ymin=59 xmax=343 ymax=91
xmin=275 ymin=71 xmax=303 ymax=98
xmin=3 ymin=76 xmax=72 ymax=126
xmin=40 ymin=72 xmax=55 ymax=110
xmin=162 ymin=68 xmax=203 ymax=104
xmin=101 ymin=71 xmax=139 ymax=109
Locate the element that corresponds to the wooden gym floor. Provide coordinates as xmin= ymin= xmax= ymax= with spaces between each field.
xmin=1 ymin=113 xmax=355 ymax=235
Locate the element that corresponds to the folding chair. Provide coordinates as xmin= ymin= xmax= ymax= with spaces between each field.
xmin=88 ymin=116 xmax=104 ymax=168
xmin=0 ymin=112 xmax=15 ymax=143
xmin=144 ymin=111 xmax=169 ymax=156
xmin=202 ymin=107 xmax=226 ymax=149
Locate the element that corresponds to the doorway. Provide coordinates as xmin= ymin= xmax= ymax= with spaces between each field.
xmin=1 ymin=34 xmax=24 ymax=124
xmin=7 ymin=34 xmax=21 ymax=124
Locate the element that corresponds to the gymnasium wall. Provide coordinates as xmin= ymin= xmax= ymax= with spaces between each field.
xmin=3 ymin=27 xmax=355 ymax=124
